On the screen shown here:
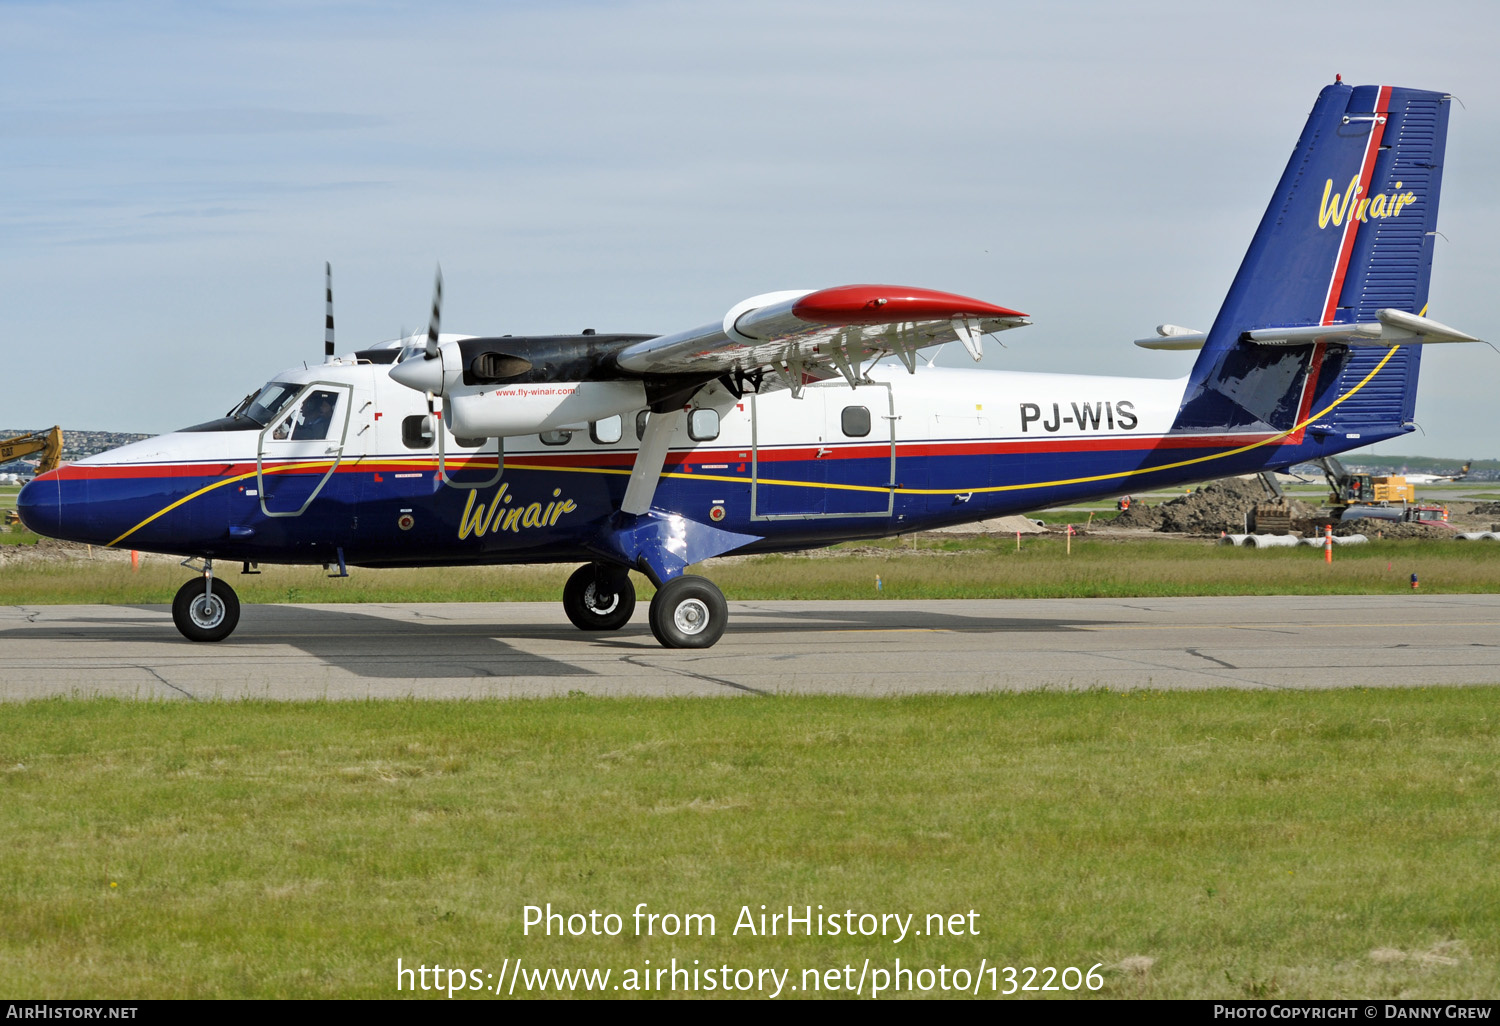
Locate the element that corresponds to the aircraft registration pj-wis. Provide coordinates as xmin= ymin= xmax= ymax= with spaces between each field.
xmin=18 ymin=80 xmax=1484 ymax=648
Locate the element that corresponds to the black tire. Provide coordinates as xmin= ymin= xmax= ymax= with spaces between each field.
xmin=171 ymin=577 xmax=241 ymax=643
xmin=648 ymin=575 xmax=728 ymax=649
xmin=562 ymin=564 xmax=636 ymax=631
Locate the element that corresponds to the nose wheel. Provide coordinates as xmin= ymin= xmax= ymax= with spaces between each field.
xmin=648 ymin=575 xmax=728 ymax=649
xmin=171 ymin=576 xmax=241 ymax=643
xmin=562 ymin=563 xmax=637 ymax=631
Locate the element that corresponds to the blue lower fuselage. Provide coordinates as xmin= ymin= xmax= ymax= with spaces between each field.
xmin=17 ymin=424 xmax=1398 ymax=569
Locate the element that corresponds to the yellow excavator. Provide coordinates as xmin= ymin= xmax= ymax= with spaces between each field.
xmin=2 ymin=426 xmax=63 ymax=526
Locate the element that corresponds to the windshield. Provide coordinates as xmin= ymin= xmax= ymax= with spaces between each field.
xmin=241 ymin=382 xmax=301 ymax=427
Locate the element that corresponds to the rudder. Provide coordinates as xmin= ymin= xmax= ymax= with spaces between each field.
xmin=1175 ymin=82 xmax=1451 ymax=441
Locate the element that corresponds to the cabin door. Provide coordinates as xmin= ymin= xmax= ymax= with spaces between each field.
xmin=750 ymin=382 xmax=895 ymax=520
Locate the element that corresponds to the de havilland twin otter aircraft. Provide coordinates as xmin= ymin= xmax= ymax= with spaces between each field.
xmin=18 ymin=80 xmax=1483 ymax=648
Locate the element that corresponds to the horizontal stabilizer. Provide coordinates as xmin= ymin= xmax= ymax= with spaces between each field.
xmin=1245 ymin=309 xmax=1482 ymax=347
xmin=1138 ymin=310 xmax=1480 ymax=352
xmin=1134 ymin=323 xmax=1207 ymax=350
xmin=1135 ymin=334 xmax=1207 ymax=351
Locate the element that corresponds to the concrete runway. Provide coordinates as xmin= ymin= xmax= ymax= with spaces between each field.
xmin=3 ymin=595 xmax=1500 ymax=700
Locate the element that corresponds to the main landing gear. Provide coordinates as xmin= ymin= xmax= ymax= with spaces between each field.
xmin=563 ymin=405 xmax=747 ymax=650
xmin=171 ymin=564 xmax=240 ymax=643
xmin=562 ymin=563 xmax=728 ymax=649
xmin=648 ymin=575 xmax=727 ymax=649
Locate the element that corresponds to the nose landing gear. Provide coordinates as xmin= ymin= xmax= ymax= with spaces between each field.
xmin=171 ymin=562 xmax=241 ymax=642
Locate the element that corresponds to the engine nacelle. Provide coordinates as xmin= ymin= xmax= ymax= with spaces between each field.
xmin=445 ymin=380 xmax=648 ymax=438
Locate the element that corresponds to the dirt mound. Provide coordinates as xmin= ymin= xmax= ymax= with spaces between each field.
xmin=1108 ymin=501 xmax=1166 ymax=531
xmin=1112 ymin=478 xmax=1316 ymax=535
xmin=1334 ymin=519 xmax=1457 ymax=539
xmin=1471 ymin=501 xmax=1500 ymax=517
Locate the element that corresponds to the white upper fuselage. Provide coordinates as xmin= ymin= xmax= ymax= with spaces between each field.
xmin=77 ymin=357 xmax=1188 ymax=479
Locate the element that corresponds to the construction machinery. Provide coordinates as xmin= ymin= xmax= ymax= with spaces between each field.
xmin=2 ymin=427 xmax=63 ymax=527
xmin=1317 ymin=456 xmax=1414 ymax=508
xmin=1247 ymin=471 xmax=1294 ymax=533
xmin=1 ymin=426 xmax=64 ymax=476
xmin=1315 ymin=456 xmax=1452 ymax=525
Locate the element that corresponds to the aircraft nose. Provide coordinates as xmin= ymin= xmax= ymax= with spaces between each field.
xmin=16 ymin=473 xmax=62 ymax=538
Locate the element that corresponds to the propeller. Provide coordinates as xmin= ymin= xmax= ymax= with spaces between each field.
xmin=424 ymin=265 xmax=443 ymax=359
xmin=323 ymin=261 xmax=335 ymax=362
xmin=389 ymin=265 xmax=451 ymax=395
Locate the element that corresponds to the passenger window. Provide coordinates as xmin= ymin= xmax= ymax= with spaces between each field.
xmin=635 ymin=410 xmax=651 ymax=441
xmin=841 ymin=406 xmax=871 ymax=438
xmin=402 ymin=415 xmax=435 ymax=449
xmin=688 ymin=408 xmax=719 ymax=441
xmin=539 ymin=429 xmax=573 ymax=446
xmin=453 ymin=436 xmax=484 ymax=449
xmin=591 ymin=416 xmax=623 ymax=445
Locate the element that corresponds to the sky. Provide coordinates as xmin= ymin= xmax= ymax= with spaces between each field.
xmin=3 ymin=0 xmax=1497 ymax=460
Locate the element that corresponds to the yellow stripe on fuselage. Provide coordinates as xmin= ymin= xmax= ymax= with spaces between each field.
xmin=102 ymin=345 xmax=1398 ymax=544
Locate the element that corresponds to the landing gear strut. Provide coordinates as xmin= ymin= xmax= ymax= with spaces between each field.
xmin=562 ymin=563 xmax=636 ymax=631
xmin=648 ymin=575 xmax=728 ymax=649
xmin=171 ymin=567 xmax=241 ymax=643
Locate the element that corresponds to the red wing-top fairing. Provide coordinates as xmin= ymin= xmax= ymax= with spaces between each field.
xmin=19 ymin=81 xmax=1482 ymax=648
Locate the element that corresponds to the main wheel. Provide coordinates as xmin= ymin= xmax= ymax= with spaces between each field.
xmin=171 ymin=577 xmax=241 ymax=643
xmin=648 ymin=575 xmax=728 ymax=649
xmin=562 ymin=564 xmax=637 ymax=631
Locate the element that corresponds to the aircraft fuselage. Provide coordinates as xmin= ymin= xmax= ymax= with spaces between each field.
xmin=17 ymin=357 xmax=1397 ymax=569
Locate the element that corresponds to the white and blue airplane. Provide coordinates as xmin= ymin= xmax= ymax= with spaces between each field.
xmin=18 ymin=80 xmax=1481 ymax=648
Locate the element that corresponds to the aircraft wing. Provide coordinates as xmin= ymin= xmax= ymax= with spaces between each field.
xmin=388 ymin=283 xmax=1030 ymax=433
xmin=614 ymin=285 xmax=1029 ymax=385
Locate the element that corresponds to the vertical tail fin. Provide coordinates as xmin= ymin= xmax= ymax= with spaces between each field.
xmin=1175 ymin=82 xmax=1451 ymax=441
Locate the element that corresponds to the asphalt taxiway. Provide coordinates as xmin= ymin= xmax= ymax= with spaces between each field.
xmin=3 ymin=595 xmax=1499 ymax=700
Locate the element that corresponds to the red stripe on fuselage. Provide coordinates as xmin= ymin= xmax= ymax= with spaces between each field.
xmin=44 ymin=430 xmax=1306 ymax=483
xmin=1320 ymin=85 xmax=1392 ymax=325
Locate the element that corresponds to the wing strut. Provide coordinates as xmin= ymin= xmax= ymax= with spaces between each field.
xmin=621 ymin=410 xmax=684 ymax=515
xmin=829 ymin=330 xmax=863 ymax=388
xmin=587 ymin=405 xmax=761 ymax=587
xmin=951 ymin=316 xmax=985 ymax=361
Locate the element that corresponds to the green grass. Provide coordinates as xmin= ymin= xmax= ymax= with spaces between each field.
xmin=1 ymin=691 xmax=1496 ymax=999
xmin=4 ymin=537 xmax=1499 ymax=603
xmin=0 ymin=485 xmax=32 ymax=544
xmin=1020 ymin=509 xmax=1119 ymax=525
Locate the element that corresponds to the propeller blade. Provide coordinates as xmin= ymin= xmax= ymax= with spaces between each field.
xmin=425 ymin=266 xmax=443 ymax=360
xmin=323 ymin=262 xmax=335 ymax=361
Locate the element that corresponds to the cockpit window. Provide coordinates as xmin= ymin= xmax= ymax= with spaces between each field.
xmin=243 ymin=382 xmax=301 ymax=427
xmin=270 ymin=389 xmax=340 ymax=441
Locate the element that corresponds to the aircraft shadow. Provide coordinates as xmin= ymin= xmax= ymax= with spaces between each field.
xmin=2 ymin=603 xmax=1118 ymax=683
xmin=2 ymin=607 xmax=591 ymax=681
xmin=722 ymin=605 xmax=1113 ymax=635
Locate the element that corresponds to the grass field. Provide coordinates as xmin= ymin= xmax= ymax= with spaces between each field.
xmin=1 ymin=690 xmax=1495 ymax=999
xmin=3 ymin=535 xmax=1498 ymax=604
